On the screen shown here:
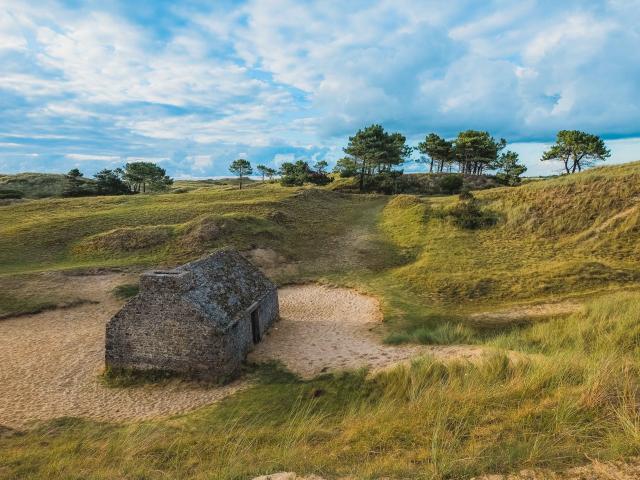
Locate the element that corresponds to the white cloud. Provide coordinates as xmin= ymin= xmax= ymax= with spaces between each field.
xmin=188 ymin=155 xmax=213 ymax=170
xmin=1 ymin=0 xmax=639 ymax=177
xmin=65 ymin=153 xmax=121 ymax=161
xmin=272 ymin=153 xmax=294 ymax=167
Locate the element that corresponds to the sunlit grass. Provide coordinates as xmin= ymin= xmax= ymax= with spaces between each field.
xmin=2 ymin=163 xmax=640 ymax=477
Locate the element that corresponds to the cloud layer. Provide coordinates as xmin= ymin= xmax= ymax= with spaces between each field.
xmin=1 ymin=0 xmax=639 ymax=176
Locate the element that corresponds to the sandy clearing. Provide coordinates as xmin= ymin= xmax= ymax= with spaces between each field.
xmin=0 ymin=273 xmax=245 ymax=429
xmin=249 ymin=284 xmax=485 ymax=378
xmin=0 ymin=277 xmax=484 ymax=429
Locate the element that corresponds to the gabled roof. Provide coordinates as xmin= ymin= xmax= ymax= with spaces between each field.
xmin=138 ymin=249 xmax=275 ymax=332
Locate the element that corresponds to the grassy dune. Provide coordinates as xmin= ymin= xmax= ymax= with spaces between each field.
xmin=1 ymin=163 xmax=640 ymax=478
xmin=0 ymin=172 xmax=97 ymax=198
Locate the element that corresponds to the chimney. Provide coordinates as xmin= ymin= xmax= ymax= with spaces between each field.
xmin=139 ymin=269 xmax=194 ymax=294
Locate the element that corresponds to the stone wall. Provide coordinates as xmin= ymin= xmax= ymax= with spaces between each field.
xmin=221 ymin=287 xmax=279 ymax=374
xmin=105 ymin=285 xmax=279 ymax=380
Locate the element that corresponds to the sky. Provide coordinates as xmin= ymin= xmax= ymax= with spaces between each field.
xmin=1 ymin=0 xmax=639 ymax=178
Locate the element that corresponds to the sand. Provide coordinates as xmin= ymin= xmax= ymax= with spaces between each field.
xmin=0 ymin=273 xmax=245 ymax=429
xmin=0 ymin=276 xmax=484 ymax=428
xmin=249 ymin=284 xmax=485 ymax=378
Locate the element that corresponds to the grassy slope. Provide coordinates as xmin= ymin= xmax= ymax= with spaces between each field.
xmin=0 ymin=172 xmax=95 ymax=198
xmin=0 ymin=184 xmax=392 ymax=315
xmin=2 ymin=163 xmax=640 ymax=478
xmin=363 ymin=162 xmax=640 ymax=345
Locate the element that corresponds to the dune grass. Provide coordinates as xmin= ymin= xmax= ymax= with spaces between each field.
xmin=2 ymin=294 xmax=640 ymax=479
xmin=2 ymin=162 xmax=640 ymax=477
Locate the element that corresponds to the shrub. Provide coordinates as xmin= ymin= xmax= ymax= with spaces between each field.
xmin=112 ymin=283 xmax=139 ymax=299
xmin=448 ymin=195 xmax=497 ymax=229
xmin=0 ymin=189 xmax=24 ymax=199
xmin=384 ymin=331 xmax=412 ymax=345
xmin=279 ymin=160 xmax=332 ymax=186
xmin=364 ymin=171 xmax=404 ymax=194
xmin=438 ymin=174 xmax=464 ymax=194
xmin=412 ymin=323 xmax=475 ymax=345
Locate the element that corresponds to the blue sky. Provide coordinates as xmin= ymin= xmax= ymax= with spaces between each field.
xmin=1 ymin=0 xmax=639 ymax=178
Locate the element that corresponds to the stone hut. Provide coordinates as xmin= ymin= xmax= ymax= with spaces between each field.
xmin=105 ymin=249 xmax=278 ymax=380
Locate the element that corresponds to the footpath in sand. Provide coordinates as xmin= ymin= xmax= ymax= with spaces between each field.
xmin=0 ymin=275 xmax=484 ymax=429
xmin=250 ymin=284 xmax=484 ymax=378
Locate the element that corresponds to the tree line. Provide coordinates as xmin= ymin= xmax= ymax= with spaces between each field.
xmin=334 ymin=125 xmax=527 ymax=192
xmin=335 ymin=126 xmax=610 ymax=192
xmin=63 ymin=162 xmax=173 ymax=197
xmin=229 ymin=158 xmax=331 ymax=189
xmin=229 ymin=126 xmax=610 ymax=193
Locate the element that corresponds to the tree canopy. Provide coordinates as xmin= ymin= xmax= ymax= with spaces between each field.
xmin=62 ymin=168 xmax=89 ymax=197
xmin=541 ymin=130 xmax=610 ymax=174
xmin=119 ymin=162 xmax=173 ymax=193
xmin=256 ymin=164 xmax=274 ymax=182
xmin=279 ymin=160 xmax=331 ymax=186
xmin=417 ymin=133 xmax=453 ymax=173
xmin=495 ymin=151 xmax=527 ymax=185
xmin=453 ymin=130 xmax=506 ymax=175
xmin=343 ymin=124 xmax=410 ymax=191
xmin=333 ymin=157 xmax=358 ymax=177
xmin=229 ymin=159 xmax=253 ymax=189
xmin=94 ymin=169 xmax=131 ymax=195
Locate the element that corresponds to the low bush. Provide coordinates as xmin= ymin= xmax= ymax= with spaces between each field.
xmin=448 ymin=195 xmax=497 ymax=229
xmin=438 ymin=174 xmax=464 ymax=194
xmin=112 ymin=283 xmax=139 ymax=299
xmin=0 ymin=189 xmax=24 ymax=199
xmin=384 ymin=331 xmax=412 ymax=344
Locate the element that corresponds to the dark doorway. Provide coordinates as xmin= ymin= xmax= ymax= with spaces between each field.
xmin=251 ymin=309 xmax=261 ymax=344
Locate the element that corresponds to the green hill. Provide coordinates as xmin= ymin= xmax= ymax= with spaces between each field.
xmin=0 ymin=172 xmax=95 ymax=198
xmin=2 ymin=162 xmax=640 ymax=478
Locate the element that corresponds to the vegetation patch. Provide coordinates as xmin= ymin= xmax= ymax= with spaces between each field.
xmin=447 ymin=193 xmax=498 ymax=229
xmin=0 ymin=173 xmax=91 ymax=198
xmin=112 ymin=283 xmax=139 ymax=300
xmin=0 ymin=188 xmax=24 ymax=199
xmin=73 ymin=225 xmax=175 ymax=256
xmin=0 ymin=274 xmax=92 ymax=319
xmin=101 ymin=367 xmax=183 ymax=388
xmin=178 ymin=213 xmax=282 ymax=252
xmin=3 ymin=163 xmax=640 ymax=477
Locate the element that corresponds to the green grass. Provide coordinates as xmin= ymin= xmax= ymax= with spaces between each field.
xmin=112 ymin=283 xmax=139 ymax=300
xmin=2 ymin=295 xmax=640 ymax=478
xmin=0 ymin=274 xmax=93 ymax=319
xmin=0 ymin=172 xmax=95 ymax=198
xmin=2 ymin=163 xmax=640 ymax=477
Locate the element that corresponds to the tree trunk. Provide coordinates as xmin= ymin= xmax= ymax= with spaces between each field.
xmin=359 ymin=161 xmax=366 ymax=192
xmin=239 ymin=175 xmax=243 ymax=190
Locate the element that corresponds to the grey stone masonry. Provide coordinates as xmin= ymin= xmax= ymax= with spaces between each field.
xmin=105 ymin=249 xmax=278 ymax=380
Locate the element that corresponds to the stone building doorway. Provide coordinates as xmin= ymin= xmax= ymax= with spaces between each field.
xmin=251 ymin=309 xmax=261 ymax=344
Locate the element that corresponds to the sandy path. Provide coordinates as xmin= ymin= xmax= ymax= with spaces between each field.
xmin=249 ymin=284 xmax=485 ymax=378
xmin=0 ymin=273 xmax=244 ymax=429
